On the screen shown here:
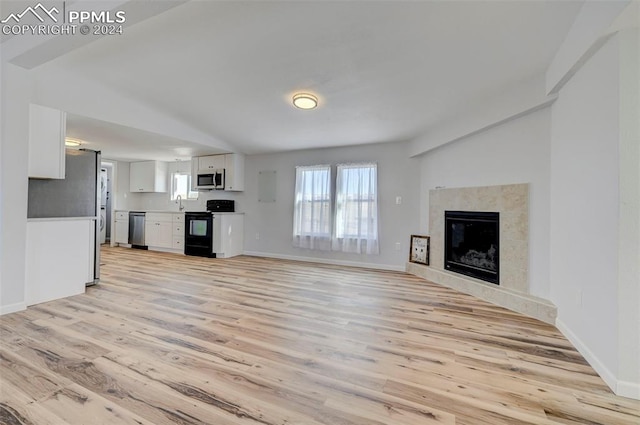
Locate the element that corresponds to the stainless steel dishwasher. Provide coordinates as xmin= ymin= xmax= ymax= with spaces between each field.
xmin=128 ymin=211 xmax=147 ymax=248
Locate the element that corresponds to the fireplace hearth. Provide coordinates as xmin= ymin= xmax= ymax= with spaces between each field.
xmin=445 ymin=211 xmax=499 ymax=284
xmin=407 ymin=185 xmax=553 ymax=323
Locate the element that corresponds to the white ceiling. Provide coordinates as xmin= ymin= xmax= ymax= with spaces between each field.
xmin=65 ymin=113 xmax=226 ymax=162
xmin=11 ymin=0 xmax=585 ymax=160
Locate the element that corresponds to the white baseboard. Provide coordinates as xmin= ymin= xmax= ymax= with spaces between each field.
xmin=617 ymin=380 xmax=640 ymax=400
xmin=556 ymin=318 xmax=621 ymax=396
xmin=243 ymin=251 xmax=405 ymax=272
xmin=0 ymin=301 xmax=26 ymax=316
xmin=148 ymin=246 xmax=184 ymax=255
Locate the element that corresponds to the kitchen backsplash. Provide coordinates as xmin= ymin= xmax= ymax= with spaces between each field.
xmin=111 ymin=160 xmax=244 ymax=212
xmin=130 ymin=191 xmax=243 ymax=212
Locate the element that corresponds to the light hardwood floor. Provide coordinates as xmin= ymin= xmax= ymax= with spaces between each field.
xmin=1 ymin=246 xmax=639 ymax=424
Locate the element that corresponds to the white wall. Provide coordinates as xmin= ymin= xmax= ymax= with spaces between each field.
xmin=550 ymin=33 xmax=620 ymax=388
xmin=106 ymin=160 xmax=126 ymax=211
xmin=0 ymin=63 xmax=32 ymax=314
xmin=616 ymin=28 xmax=640 ymax=399
xmin=419 ymin=107 xmax=552 ymax=299
xmin=240 ymin=142 xmax=420 ymax=270
xmin=551 ymin=31 xmax=639 ymax=398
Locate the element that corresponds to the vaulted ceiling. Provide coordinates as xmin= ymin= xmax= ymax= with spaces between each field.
xmin=3 ymin=0 xmax=584 ymax=160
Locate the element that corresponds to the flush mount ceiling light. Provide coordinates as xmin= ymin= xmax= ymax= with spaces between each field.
xmin=65 ymin=138 xmax=83 ymax=147
xmin=292 ymin=93 xmax=318 ymax=110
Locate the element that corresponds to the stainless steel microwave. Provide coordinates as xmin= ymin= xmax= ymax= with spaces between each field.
xmin=196 ymin=169 xmax=224 ymax=190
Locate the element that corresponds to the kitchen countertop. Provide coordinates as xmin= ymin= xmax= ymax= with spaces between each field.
xmin=114 ymin=209 xmax=185 ymax=213
xmin=115 ymin=209 xmax=243 ymax=214
xmin=114 ymin=208 xmax=244 ymax=214
xmin=28 ymin=216 xmax=97 ymax=222
xmin=144 ymin=210 xmax=187 ymax=213
xmin=183 ymin=211 xmax=244 ymax=214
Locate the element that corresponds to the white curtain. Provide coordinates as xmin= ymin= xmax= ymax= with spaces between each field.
xmin=332 ymin=163 xmax=379 ymax=254
xmin=292 ymin=165 xmax=332 ymax=250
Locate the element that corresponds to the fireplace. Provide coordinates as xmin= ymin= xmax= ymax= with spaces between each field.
xmin=445 ymin=211 xmax=499 ymax=284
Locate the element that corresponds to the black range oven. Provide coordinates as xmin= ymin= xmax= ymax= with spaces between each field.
xmin=184 ymin=200 xmax=235 ymax=257
xmin=184 ymin=212 xmax=213 ymax=257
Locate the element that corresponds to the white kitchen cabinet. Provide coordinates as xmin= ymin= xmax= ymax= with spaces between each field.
xmin=224 ymin=153 xmax=245 ymax=191
xmin=26 ymin=219 xmax=94 ymax=305
xmin=197 ymin=155 xmax=225 ymax=170
xmin=28 ymin=104 xmax=66 ymax=179
xmin=130 ymin=161 xmax=168 ymax=192
xmin=114 ymin=211 xmax=129 ymax=244
xmin=190 ymin=159 xmax=199 ymax=192
xmin=145 ymin=213 xmax=173 ymax=248
xmin=212 ymin=213 xmax=244 ymax=258
xmin=191 ymin=153 xmax=245 ymax=192
xmin=172 ymin=213 xmax=185 ymax=251
xmin=191 ymin=154 xmax=225 ymax=192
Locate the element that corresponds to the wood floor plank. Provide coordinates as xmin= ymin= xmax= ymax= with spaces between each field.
xmin=0 ymin=386 xmax=68 ymax=425
xmin=0 ymin=347 xmax=66 ymax=401
xmin=323 ymin=394 xmax=455 ymax=425
xmin=37 ymin=383 xmax=157 ymax=425
xmin=1 ymin=246 xmax=638 ymax=425
xmin=104 ymin=350 xmax=332 ymax=425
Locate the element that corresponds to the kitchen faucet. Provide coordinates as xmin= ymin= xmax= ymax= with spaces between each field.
xmin=176 ymin=194 xmax=184 ymax=211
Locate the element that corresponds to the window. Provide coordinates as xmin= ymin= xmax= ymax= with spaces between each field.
xmin=292 ymin=162 xmax=379 ymax=255
xmin=333 ymin=163 xmax=379 ymax=254
xmin=170 ymin=172 xmax=198 ymax=201
xmin=292 ymin=165 xmax=332 ymax=250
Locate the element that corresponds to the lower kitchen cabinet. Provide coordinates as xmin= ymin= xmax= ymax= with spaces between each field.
xmin=212 ymin=213 xmax=244 ymax=258
xmin=114 ymin=211 xmax=129 ymax=244
xmin=145 ymin=213 xmax=173 ymax=249
xmin=26 ymin=219 xmax=94 ymax=305
xmin=172 ymin=213 xmax=185 ymax=251
xmin=114 ymin=211 xmax=185 ymax=254
xmin=144 ymin=212 xmax=184 ymax=253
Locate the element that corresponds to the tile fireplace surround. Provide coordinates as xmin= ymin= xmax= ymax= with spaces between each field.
xmin=407 ymin=183 xmax=557 ymax=324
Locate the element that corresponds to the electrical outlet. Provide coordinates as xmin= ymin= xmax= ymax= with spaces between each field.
xmin=255 ymin=233 xmax=260 ymax=240
xmin=395 ymin=242 xmax=401 ymax=251
xmin=395 ymin=196 xmax=402 ymax=205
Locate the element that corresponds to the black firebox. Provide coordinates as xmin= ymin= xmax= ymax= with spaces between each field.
xmin=445 ymin=211 xmax=499 ymax=285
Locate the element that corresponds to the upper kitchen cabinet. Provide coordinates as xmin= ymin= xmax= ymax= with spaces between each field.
xmin=191 ymin=153 xmax=245 ymax=191
xmin=197 ymin=154 xmax=225 ymax=170
xmin=224 ymin=153 xmax=245 ymax=191
xmin=28 ymin=104 xmax=66 ymax=179
xmin=130 ymin=160 xmax=168 ymax=192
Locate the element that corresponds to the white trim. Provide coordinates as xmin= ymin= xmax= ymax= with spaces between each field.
xmin=243 ymin=251 xmax=404 ymax=272
xmin=556 ymin=318 xmax=619 ymax=395
xmin=409 ymin=75 xmax=557 ymax=157
xmin=101 ymin=159 xmax=118 ymax=248
xmin=0 ymin=302 xmax=26 ymax=316
xmin=617 ymin=380 xmax=640 ymax=400
xmin=545 ymin=0 xmax=631 ymax=94
xmin=148 ymin=246 xmax=184 ymax=255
